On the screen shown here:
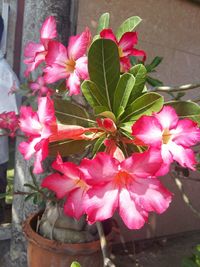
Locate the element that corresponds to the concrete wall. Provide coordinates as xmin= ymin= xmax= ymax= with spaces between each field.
xmin=77 ymin=0 xmax=200 ymax=241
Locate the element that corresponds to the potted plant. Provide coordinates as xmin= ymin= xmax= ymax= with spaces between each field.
xmin=1 ymin=12 xmax=200 ymax=267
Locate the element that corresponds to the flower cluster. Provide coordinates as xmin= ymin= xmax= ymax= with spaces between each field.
xmin=1 ymin=14 xmax=200 ymax=230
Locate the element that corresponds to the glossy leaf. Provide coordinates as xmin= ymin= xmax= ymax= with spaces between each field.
xmin=166 ymin=101 xmax=200 ymax=125
xmin=97 ymin=13 xmax=110 ymax=34
xmin=146 ymin=56 xmax=163 ymax=72
xmin=54 ymin=98 xmax=93 ymax=127
xmin=88 ymin=39 xmax=120 ymax=110
xmin=113 ymin=73 xmax=135 ymax=118
xmin=128 ymin=64 xmax=147 ymax=102
xmin=49 ymin=139 xmax=92 ymax=157
xmin=81 ymin=80 xmax=108 ymax=109
xmin=121 ymin=92 xmax=164 ymax=122
xmin=116 ymin=16 xmax=142 ymax=40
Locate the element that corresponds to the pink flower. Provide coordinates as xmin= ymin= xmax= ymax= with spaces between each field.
xmin=41 ymin=154 xmax=89 ymax=219
xmin=80 ymin=150 xmax=172 ymax=230
xmin=24 ymin=16 xmax=57 ymax=76
xmin=0 ymin=111 xmax=19 ymax=137
xmin=29 ymin=76 xmax=53 ymax=96
xmin=18 ymin=95 xmax=57 ymax=174
xmin=43 ymin=28 xmax=91 ymax=95
xmin=132 ymin=106 xmax=200 ymax=171
xmin=100 ymin=29 xmax=146 ymax=72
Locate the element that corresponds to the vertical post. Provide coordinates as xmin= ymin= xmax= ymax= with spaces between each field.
xmin=1 ymin=1 xmax=10 ymax=56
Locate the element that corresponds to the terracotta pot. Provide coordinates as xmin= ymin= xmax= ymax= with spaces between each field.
xmin=23 ymin=211 xmax=113 ymax=267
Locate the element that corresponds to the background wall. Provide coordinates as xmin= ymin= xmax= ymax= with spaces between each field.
xmin=77 ymin=0 xmax=200 ymax=241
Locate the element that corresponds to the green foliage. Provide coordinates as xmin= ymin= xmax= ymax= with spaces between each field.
xmin=146 ymin=76 xmax=163 ymax=87
xmin=182 ymin=245 xmax=200 ymax=267
xmin=88 ymin=39 xmax=120 ymax=110
xmin=116 ymin=16 xmax=142 ymax=40
xmin=97 ymin=12 xmax=110 ymax=34
xmin=166 ymin=101 xmax=200 ymax=125
xmin=70 ymin=261 xmax=81 ymax=267
xmin=146 ymin=56 xmax=163 ymax=73
xmin=54 ymin=98 xmax=92 ymax=127
xmin=113 ymin=73 xmax=135 ymax=118
xmin=128 ymin=64 xmax=147 ymax=102
xmin=121 ymin=92 xmax=164 ymax=123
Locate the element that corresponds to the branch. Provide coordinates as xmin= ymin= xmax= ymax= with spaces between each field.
xmin=152 ymin=82 xmax=200 ymax=93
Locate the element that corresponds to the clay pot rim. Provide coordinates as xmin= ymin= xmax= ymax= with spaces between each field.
xmin=23 ymin=210 xmax=113 ymax=254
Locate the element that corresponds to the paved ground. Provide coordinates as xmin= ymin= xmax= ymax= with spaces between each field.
xmin=1 ymin=230 xmax=200 ymax=267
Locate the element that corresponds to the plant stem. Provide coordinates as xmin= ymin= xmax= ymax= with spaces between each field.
xmin=152 ymin=82 xmax=200 ymax=93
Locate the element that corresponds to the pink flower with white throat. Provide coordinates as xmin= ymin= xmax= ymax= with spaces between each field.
xmin=18 ymin=95 xmax=57 ymax=174
xmin=43 ymin=28 xmax=91 ymax=95
xmin=132 ymin=106 xmax=200 ymax=172
xmin=24 ymin=16 xmax=57 ymax=76
xmin=41 ymin=154 xmax=89 ymax=219
xmin=100 ymin=29 xmax=146 ymax=72
xmin=29 ymin=76 xmax=53 ymax=96
xmin=80 ymin=149 xmax=172 ymax=230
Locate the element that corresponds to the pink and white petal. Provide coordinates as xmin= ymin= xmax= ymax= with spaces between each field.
xmin=68 ymin=28 xmax=91 ymax=60
xmin=33 ymin=148 xmax=45 ymax=174
xmin=86 ymin=183 xmax=119 ymax=224
xmin=18 ymin=139 xmax=38 ymax=160
xmin=41 ymin=173 xmax=77 ymax=199
xmin=44 ymin=65 xmax=67 ymax=84
xmin=100 ymin=29 xmax=118 ymax=44
xmin=64 ymin=188 xmax=87 ymax=219
xmin=75 ymin=56 xmax=89 ymax=80
xmin=119 ymin=188 xmax=148 ymax=230
xmin=80 ymin=152 xmax=119 ymax=184
xmin=45 ymin=40 xmax=68 ymax=66
xmin=131 ymin=48 xmax=147 ymax=61
xmin=168 ymin=142 xmax=197 ymax=170
xmin=118 ymin=32 xmax=138 ymax=52
xmin=120 ymin=57 xmax=131 ymax=72
xmin=171 ymin=119 xmax=200 ymax=147
xmin=66 ymin=72 xmax=81 ymax=95
xmin=154 ymin=106 xmax=178 ymax=130
xmin=132 ymin=115 xmax=163 ymax=147
xmin=37 ymin=95 xmax=56 ymax=126
xmin=40 ymin=16 xmax=57 ymax=41
xmin=24 ymin=42 xmax=44 ymax=58
xmin=19 ymin=107 xmax=41 ymax=136
xmin=128 ymin=178 xmax=172 ymax=214
xmin=121 ymin=148 xmax=163 ymax=178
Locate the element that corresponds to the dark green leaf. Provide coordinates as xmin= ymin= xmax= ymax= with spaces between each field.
xmin=146 ymin=56 xmax=163 ymax=72
xmin=24 ymin=183 xmax=37 ymax=191
xmin=25 ymin=193 xmax=36 ymax=202
xmin=81 ymin=80 xmax=108 ymax=109
xmin=97 ymin=13 xmax=110 ymax=34
xmin=166 ymin=101 xmax=200 ymax=125
xmin=88 ymin=39 xmax=120 ymax=110
xmin=113 ymin=73 xmax=135 ymax=117
xmin=147 ymin=76 xmax=163 ymax=87
xmin=116 ymin=16 xmax=142 ymax=40
xmin=49 ymin=139 xmax=93 ymax=157
xmin=129 ymin=64 xmax=147 ymax=102
xmin=121 ymin=92 xmax=164 ymax=122
xmin=94 ymin=106 xmax=109 ymax=115
xmin=54 ymin=98 xmax=92 ymax=127
xmin=92 ymin=135 xmax=106 ymax=156
xmin=182 ymin=258 xmax=198 ymax=267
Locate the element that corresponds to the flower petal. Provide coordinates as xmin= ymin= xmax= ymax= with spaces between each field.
xmin=119 ymin=188 xmax=147 ymax=230
xmin=154 ymin=106 xmax=178 ymax=130
xmin=66 ymin=72 xmax=81 ymax=95
xmin=40 ymin=16 xmax=57 ymax=41
xmin=132 ymin=115 xmax=162 ymax=147
xmin=75 ymin=56 xmax=89 ymax=80
xmin=100 ymin=29 xmax=117 ymax=44
xmin=67 ymin=28 xmax=91 ymax=60
xmin=86 ymin=183 xmax=119 ymax=224
xmin=118 ymin=32 xmax=138 ymax=54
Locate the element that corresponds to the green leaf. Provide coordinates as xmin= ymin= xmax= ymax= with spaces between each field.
xmin=88 ymin=39 xmax=120 ymax=110
xmin=166 ymin=101 xmax=200 ymax=125
xmin=81 ymin=80 xmax=108 ymax=109
xmin=147 ymin=76 xmax=163 ymax=87
xmin=49 ymin=139 xmax=92 ymax=157
xmin=70 ymin=261 xmax=81 ymax=267
xmin=146 ymin=56 xmax=163 ymax=72
xmin=182 ymin=258 xmax=198 ymax=267
xmin=97 ymin=13 xmax=110 ymax=34
xmin=116 ymin=16 xmax=142 ymax=40
xmin=92 ymin=135 xmax=106 ymax=156
xmin=121 ymin=92 xmax=164 ymax=122
xmin=98 ymin=111 xmax=116 ymax=122
xmin=113 ymin=73 xmax=135 ymax=118
xmin=54 ymin=98 xmax=93 ymax=127
xmin=129 ymin=64 xmax=147 ymax=102
xmin=94 ymin=106 xmax=109 ymax=115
